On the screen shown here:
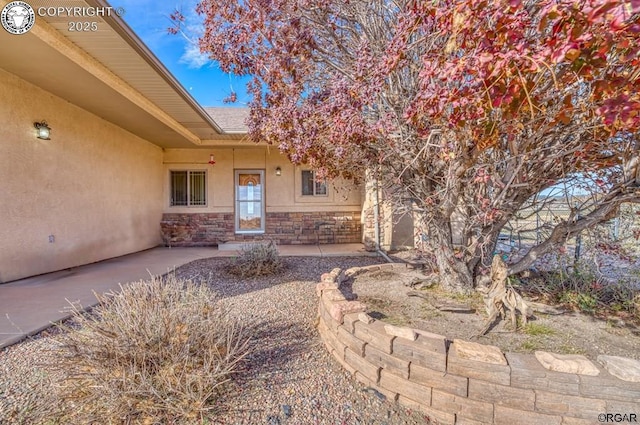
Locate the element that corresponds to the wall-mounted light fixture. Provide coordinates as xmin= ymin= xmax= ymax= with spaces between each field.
xmin=208 ymin=154 xmax=216 ymax=165
xmin=34 ymin=121 xmax=51 ymax=140
xmin=275 ymin=166 xmax=282 ymax=176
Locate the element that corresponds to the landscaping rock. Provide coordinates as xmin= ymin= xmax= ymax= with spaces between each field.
xmin=363 ymin=387 xmax=387 ymax=401
xmin=281 ymin=404 xmax=292 ymax=417
xmin=451 ymin=339 xmax=507 ymax=365
xmin=384 ymin=324 xmax=418 ymax=341
xmin=597 ymin=355 xmax=640 ymax=382
xmin=0 ymin=257 xmax=430 ymax=425
xmin=535 ymin=351 xmax=600 ymax=376
xmin=267 ymin=415 xmax=280 ymax=425
xmin=358 ymin=312 xmax=374 ymax=324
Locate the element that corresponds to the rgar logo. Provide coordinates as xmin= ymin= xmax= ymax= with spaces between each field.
xmin=1 ymin=1 xmax=35 ymax=35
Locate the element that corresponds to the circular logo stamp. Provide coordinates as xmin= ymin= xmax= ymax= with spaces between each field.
xmin=1 ymin=1 xmax=35 ymax=35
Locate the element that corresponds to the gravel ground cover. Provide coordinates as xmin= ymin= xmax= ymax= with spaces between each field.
xmin=0 ymin=256 xmax=431 ymax=425
xmin=350 ymin=267 xmax=640 ymax=361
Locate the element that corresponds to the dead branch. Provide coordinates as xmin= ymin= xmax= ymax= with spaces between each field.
xmin=477 ymin=256 xmax=531 ymax=335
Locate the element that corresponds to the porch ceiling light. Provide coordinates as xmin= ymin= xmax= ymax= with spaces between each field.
xmin=34 ymin=121 xmax=51 ymax=140
xmin=275 ymin=166 xmax=282 ymax=176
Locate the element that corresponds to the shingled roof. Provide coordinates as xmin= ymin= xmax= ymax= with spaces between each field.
xmin=205 ymin=107 xmax=250 ymax=134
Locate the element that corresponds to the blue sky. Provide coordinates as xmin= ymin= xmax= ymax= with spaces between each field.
xmin=110 ymin=0 xmax=251 ymax=107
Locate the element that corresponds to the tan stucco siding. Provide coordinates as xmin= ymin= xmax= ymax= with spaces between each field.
xmin=0 ymin=69 xmax=163 ymax=283
xmin=163 ymin=148 xmax=362 ymax=213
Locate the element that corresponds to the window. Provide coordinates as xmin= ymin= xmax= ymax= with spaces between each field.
xmin=301 ymin=170 xmax=327 ymax=196
xmin=170 ymin=170 xmax=206 ymax=206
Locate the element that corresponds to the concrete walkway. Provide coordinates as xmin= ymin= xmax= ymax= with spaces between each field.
xmin=0 ymin=244 xmax=375 ymax=349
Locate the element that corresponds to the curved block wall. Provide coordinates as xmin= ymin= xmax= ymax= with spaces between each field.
xmin=316 ymin=264 xmax=640 ymax=425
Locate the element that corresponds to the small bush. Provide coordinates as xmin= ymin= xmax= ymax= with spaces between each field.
xmin=524 ymin=259 xmax=640 ymax=319
xmin=50 ymin=274 xmax=250 ymax=424
xmin=227 ymin=240 xmax=283 ymax=278
xmin=560 ymin=291 xmax=598 ymax=312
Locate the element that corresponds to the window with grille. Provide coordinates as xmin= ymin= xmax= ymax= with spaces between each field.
xmin=301 ymin=170 xmax=327 ymax=196
xmin=170 ymin=170 xmax=206 ymax=206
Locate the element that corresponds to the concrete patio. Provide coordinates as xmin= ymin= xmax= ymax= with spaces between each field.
xmin=0 ymin=244 xmax=376 ymax=349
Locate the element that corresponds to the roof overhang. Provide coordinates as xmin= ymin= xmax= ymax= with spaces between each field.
xmin=0 ymin=0 xmax=246 ymax=148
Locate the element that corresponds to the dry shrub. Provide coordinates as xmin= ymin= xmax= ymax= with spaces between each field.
xmin=227 ymin=240 xmax=283 ymax=278
xmin=523 ymin=259 xmax=640 ymax=319
xmin=50 ymin=274 xmax=250 ymax=424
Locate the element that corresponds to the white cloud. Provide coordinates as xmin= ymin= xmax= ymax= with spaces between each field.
xmin=179 ymin=40 xmax=210 ymax=68
xmin=111 ymin=0 xmax=211 ymax=68
xmin=169 ymin=2 xmax=211 ymax=69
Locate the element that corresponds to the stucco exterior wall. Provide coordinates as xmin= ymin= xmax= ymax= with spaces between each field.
xmin=361 ymin=174 xmax=415 ymax=252
xmin=0 ymin=69 xmax=164 ymax=283
xmin=161 ymin=148 xmax=363 ymax=246
xmin=162 ymin=148 xmax=362 ymax=213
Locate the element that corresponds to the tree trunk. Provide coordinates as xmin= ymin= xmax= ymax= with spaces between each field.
xmin=433 ymin=248 xmax=474 ymax=294
xmin=427 ymin=217 xmax=507 ymax=294
xmin=429 ymin=221 xmax=475 ymax=294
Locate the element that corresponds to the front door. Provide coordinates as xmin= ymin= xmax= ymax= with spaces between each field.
xmin=235 ymin=170 xmax=265 ymax=233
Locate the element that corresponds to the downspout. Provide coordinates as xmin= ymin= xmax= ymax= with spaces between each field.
xmin=373 ymin=166 xmax=394 ymax=263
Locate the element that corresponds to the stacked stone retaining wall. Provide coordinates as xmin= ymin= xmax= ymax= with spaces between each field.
xmin=316 ymin=263 xmax=640 ymax=425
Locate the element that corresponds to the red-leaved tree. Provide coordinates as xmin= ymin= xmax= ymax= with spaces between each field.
xmin=175 ymin=0 xmax=640 ymax=292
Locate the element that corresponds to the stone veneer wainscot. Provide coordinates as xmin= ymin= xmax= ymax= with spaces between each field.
xmin=161 ymin=211 xmax=362 ymax=246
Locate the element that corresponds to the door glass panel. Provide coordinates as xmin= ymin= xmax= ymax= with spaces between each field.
xmin=236 ymin=171 xmax=264 ymax=232
xmin=238 ymin=201 xmax=263 ymax=230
